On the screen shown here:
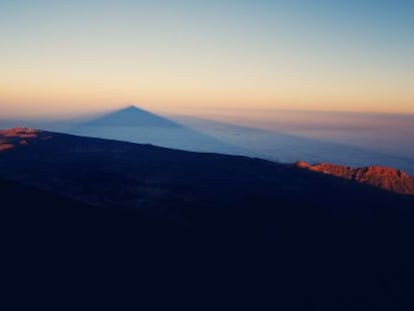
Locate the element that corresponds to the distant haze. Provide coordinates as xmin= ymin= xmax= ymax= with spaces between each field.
xmin=180 ymin=109 xmax=414 ymax=159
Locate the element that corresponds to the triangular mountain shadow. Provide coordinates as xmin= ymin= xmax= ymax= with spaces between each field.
xmin=68 ymin=105 xmax=414 ymax=175
xmin=69 ymin=105 xmax=249 ymax=155
xmin=85 ymin=105 xmax=181 ymax=127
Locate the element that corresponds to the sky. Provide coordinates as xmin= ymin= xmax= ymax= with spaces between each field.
xmin=0 ymin=0 xmax=413 ymax=118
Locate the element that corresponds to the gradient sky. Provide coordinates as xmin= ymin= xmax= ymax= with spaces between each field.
xmin=1 ymin=0 xmax=413 ymax=118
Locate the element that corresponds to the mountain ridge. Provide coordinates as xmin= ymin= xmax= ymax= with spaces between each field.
xmin=1 ymin=128 xmax=413 ymax=206
xmin=296 ymin=161 xmax=414 ymax=195
xmin=1 ymin=128 xmax=413 ymax=196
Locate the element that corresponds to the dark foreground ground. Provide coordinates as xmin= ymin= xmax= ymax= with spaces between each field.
xmin=1 ymin=130 xmax=414 ymax=310
xmin=3 ymin=179 xmax=414 ymax=310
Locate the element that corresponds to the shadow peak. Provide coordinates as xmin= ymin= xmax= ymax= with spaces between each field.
xmin=85 ymin=105 xmax=180 ymax=128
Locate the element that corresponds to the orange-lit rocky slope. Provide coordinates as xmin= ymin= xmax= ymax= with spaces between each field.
xmin=0 ymin=128 xmax=51 ymax=152
xmin=296 ymin=161 xmax=414 ymax=195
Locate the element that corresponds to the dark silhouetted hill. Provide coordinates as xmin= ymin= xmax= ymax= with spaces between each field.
xmin=2 ymin=129 xmax=414 ymax=310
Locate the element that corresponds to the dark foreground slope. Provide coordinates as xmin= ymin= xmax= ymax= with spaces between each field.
xmin=3 ymin=178 xmax=414 ymax=310
xmin=0 ymin=128 xmax=413 ymax=210
xmin=1 ymin=129 xmax=414 ymax=310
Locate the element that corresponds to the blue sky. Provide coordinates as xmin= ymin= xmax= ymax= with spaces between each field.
xmin=0 ymin=0 xmax=413 ymax=117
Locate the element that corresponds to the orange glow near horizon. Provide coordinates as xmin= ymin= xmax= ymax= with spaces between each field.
xmin=1 ymin=1 xmax=413 ymax=119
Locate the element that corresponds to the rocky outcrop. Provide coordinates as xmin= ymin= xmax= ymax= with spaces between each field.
xmin=0 ymin=128 xmax=50 ymax=153
xmin=296 ymin=161 xmax=414 ymax=195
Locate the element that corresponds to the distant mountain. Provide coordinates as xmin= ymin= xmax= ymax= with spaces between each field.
xmin=70 ymin=105 xmax=247 ymax=155
xmin=65 ymin=106 xmax=414 ymax=175
xmin=85 ymin=105 xmax=181 ymax=127
xmin=296 ymin=161 xmax=414 ymax=195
